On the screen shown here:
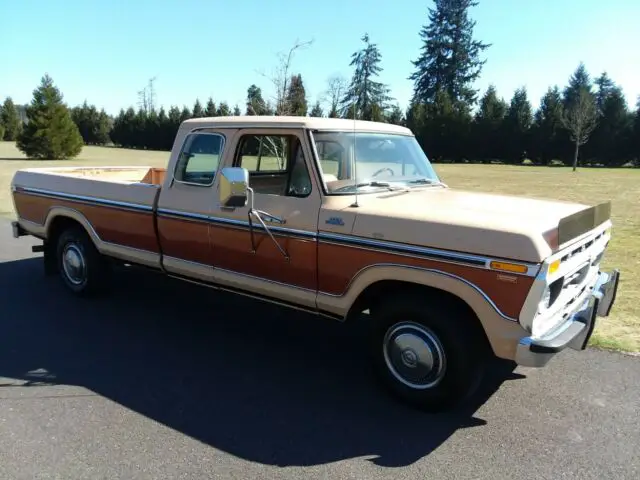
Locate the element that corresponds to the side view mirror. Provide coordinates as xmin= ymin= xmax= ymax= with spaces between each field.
xmin=219 ymin=167 xmax=249 ymax=208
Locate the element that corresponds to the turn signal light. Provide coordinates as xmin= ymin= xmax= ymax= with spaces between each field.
xmin=548 ymin=259 xmax=561 ymax=275
xmin=490 ymin=261 xmax=529 ymax=274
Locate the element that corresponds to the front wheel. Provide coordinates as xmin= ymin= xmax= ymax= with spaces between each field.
xmin=369 ymin=294 xmax=488 ymax=412
xmin=56 ymin=226 xmax=110 ymax=296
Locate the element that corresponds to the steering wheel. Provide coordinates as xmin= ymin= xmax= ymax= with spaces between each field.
xmin=372 ymin=167 xmax=394 ymax=177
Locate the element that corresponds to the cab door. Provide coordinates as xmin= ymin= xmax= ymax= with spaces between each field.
xmin=209 ymin=128 xmax=321 ymax=309
xmin=156 ymin=129 xmax=225 ymax=282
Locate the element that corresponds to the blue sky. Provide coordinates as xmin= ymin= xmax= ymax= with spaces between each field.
xmin=2 ymin=0 xmax=639 ymax=116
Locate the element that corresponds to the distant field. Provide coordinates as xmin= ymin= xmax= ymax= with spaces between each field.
xmin=1 ymin=141 xmax=638 ymax=352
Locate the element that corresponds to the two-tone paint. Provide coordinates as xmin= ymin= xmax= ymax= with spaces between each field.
xmin=11 ymin=116 xmax=611 ymax=363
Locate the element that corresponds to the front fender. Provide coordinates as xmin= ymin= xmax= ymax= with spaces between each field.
xmin=316 ymin=263 xmax=530 ymax=361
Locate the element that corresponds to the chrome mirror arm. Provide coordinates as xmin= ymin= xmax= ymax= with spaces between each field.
xmin=246 ymin=187 xmax=290 ymax=262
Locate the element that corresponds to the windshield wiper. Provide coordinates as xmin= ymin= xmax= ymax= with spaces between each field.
xmin=406 ymin=178 xmax=448 ymax=187
xmin=354 ymin=180 xmax=392 ymax=188
xmin=334 ymin=180 xmax=402 ymax=193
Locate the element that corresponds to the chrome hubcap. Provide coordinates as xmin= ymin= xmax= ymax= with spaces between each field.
xmin=383 ymin=321 xmax=446 ymax=389
xmin=62 ymin=244 xmax=86 ymax=285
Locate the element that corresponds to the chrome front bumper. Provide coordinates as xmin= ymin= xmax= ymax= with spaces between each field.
xmin=515 ymin=269 xmax=620 ymax=368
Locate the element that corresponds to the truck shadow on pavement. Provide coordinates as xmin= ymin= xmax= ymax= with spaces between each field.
xmin=0 ymin=257 xmax=524 ymax=468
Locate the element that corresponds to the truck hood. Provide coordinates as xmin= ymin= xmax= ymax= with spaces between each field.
xmin=347 ymin=187 xmax=600 ymax=263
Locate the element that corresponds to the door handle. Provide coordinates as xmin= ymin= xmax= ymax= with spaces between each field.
xmin=259 ymin=211 xmax=286 ymax=225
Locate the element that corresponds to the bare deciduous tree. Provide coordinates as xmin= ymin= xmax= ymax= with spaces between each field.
xmin=137 ymin=76 xmax=157 ymax=113
xmin=562 ymin=88 xmax=598 ymax=171
xmin=323 ymin=75 xmax=348 ymax=118
xmin=256 ymin=39 xmax=314 ymax=116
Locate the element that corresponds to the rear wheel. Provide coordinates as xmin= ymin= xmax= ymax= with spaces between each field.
xmin=55 ymin=226 xmax=110 ymax=296
xmin=369 ymin=293 xmax=488 ymax=412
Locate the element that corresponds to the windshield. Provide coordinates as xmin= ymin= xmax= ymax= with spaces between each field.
xmin=311 ymin=131 xmax=441 ymax=194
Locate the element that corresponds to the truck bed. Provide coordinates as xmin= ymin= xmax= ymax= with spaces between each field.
xmin=11 ymin=166 xmax=165 ymax=267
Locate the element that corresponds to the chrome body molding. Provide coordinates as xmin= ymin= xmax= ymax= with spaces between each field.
xmin=316 ymin=262 xmax=518 ymax=322
xmin=317 ymin=231 xmax=539 ymax=276
xmin=157 ymin=208 xmax=317 ymax=240
xmin=14 ymin=186 xmax=155 ymax=213
xmin=14 ymin=186 xmax=532 ymax=325
xmin=15 ymin=185 xmax=540 ymax=276
xmin=15 ymin=204 xmax=161 ymax=269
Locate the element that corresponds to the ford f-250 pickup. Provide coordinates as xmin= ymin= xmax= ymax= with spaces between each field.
xmin=10 ymin=115 xmax=620 ymax=412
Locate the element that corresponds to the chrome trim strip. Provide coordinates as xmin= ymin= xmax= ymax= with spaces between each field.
xmin=316 ymin=262 xmax=518 ymax=322
xmin=15 ymin=186 xmax=154 ymax=213
xmin=318 ymin=231 xmax=539 ymax=276
xmin=159 ymin=255 xmax=209 ymax=269
xmin=156 ymin=256 xmax=317 ymax=295
xmin=156 ymin=211 xmax=537 ymax=275
xmin=20 ymin=206 xmax=161 ymax=268
xmin=318 ymin=231 xmax=486 ymax=266
xmin=18 ymin=185 xmax=536 ymax=278
xmin=19 ymin=208 xmax=515 ymax=322
xmin=157 ymin=208 xmax=210 ymax=223
xmin=216 ymin=266 xmax=317 ymax=294
xmin=156 ymin=256 xmax=516 ymax=322
xmin=156 ymin=208 xmax=317 ymax=240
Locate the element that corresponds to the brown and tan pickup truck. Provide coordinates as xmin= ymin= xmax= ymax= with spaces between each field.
xmin=10 ymin=115 xmax=620 ymax=412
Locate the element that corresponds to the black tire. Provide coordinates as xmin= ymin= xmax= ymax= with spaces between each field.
xmin=369 ymin=292 xmax=489 ymax=413
xmin=55 ymin=226 xmax=110 ymax=296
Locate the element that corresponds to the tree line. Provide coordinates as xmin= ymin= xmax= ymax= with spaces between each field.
xmin=2 ymin=0 xmax=639 ymax=166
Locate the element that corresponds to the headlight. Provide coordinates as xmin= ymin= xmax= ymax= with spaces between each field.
xmin=539 ymin=286 xmax=551 ymax=310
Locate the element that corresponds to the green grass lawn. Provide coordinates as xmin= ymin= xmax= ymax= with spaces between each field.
xmin=1 ymin=141 xmax=638 ymax=352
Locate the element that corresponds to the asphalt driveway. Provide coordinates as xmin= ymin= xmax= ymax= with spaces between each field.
xmin=0 ymin=218 xmax=638 ymax=479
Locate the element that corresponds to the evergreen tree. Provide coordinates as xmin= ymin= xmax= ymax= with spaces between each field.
xmin=156 ymin=107 xmax=172 ymax=150
xmin=179 ymin=106 xmax=192 ymax=123
xmin=591 ymin=84 xmax=631 ymax=166
xmin=417 ymin=89 xmax=470 ymax=161
xmin=502 ymin=87 xmax=533 ymax=163
xmin=167 ymin=106 xmax=182 ymax=140
xmin=110 ymin=107 xmax=136 ymax=148
xmin=205 ymin=97 xmax=217 ymax=116
xmin=563 ymin=63 xmax=594 ymax=108
xmin=310 ymin=101 xmax=324 ymax=117
xmin=246 ymin=84 xmax=269 ymax=115
xmin=285 ymin=74 xmax=308 ymax=116
xmin=405 ymin=101 xmax=428 ymax=151
xmin=1 ymin=97 xmax=23 ymax=141
xmin=217 ymin=102 xmax=231 ymax=116
xmin=409 ymin=0 xmax=490 ymax=110
xmin=233 ymin=104 xmax=241 ymax=116
xmin=340 ymin=33 xmax=393 ymax=120
xmin=473 ymin=85 xmax=508 ymax=162
xmin=192 ymin=99 xmax=204 ymax=118
xmin=530 ymin=86 xmax=564 ymax=165
xmin=594 ymin=72 xmax=615 ymax=114
xmin=17 ymin=74 xmax=83 ymax=159
xmin=386 ymin=104 xmax=405 ymax=125
xmin=70 ymin=101 xmax=111 ymax=145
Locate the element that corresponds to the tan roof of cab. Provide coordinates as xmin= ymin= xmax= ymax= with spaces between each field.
xmin=182 ymin=115 xmax=414 ymax=135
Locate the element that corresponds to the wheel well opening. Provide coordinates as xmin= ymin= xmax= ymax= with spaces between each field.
xmin=347 ymin=280 xmax=491 ymax=349
xmin=47 ymin=216 xmax=85 ymax=246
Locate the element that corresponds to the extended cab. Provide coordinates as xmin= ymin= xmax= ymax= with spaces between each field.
xmin=10 ymin=116 xmax=620 ymax=412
